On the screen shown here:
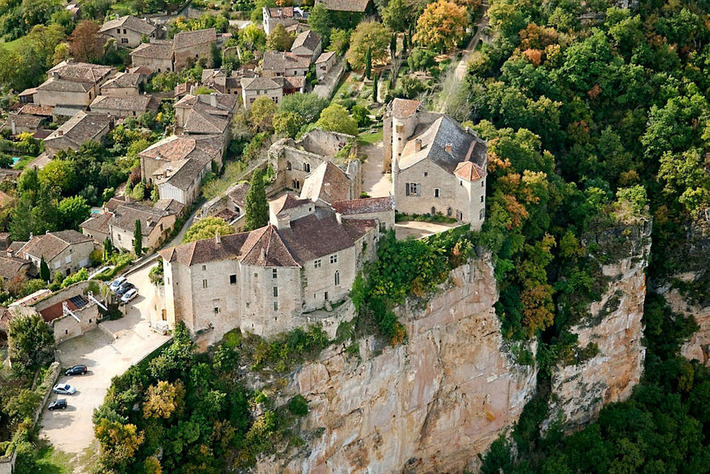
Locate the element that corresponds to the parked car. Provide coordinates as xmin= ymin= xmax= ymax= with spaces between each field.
xmin=120 ymin=288 xmax=138 ymax=304
xmin=53 ymin=383 xmax=76 ymax=395
xmin=116 ymin=282 xmax=135 ymax=296
xmin=109 ymin=276 xmax=127 ymax=293
xmin=48 ymin=399 xmax=67 ymax=411
xmin=65 ymin=365 xmax=88 ymax=376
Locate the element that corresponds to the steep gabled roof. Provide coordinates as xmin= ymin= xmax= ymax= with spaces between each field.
xmin=44 ymin=111 xmax=113 ymax=150
xmin=172 ymin=28 xmax=216 ymax=50
xmin=391 ymin=98 xmax=421 ymax=119
xmin=241 ymin=76 xmax=282 ymax=91
xmin=300 ymin=161 xmax=350 ymax=204
xmin=315 ymin=0 xmax=370 ymax=12
xmin=20 ymin=230 xmax=92 ymax=261
xmin=90 ymin=95 xmax=158 ymax=114
xmin=130 ymin=41 xmax=173 ymax=60
xmin=102 ymin=71 xmax=143 ymax=89
xmin=291 ymin=30 xmax=321 ymax=53
xmin=99 ymin=15 xmax=156 ymax=36
xmin=262 ymin=51 xmax=311 ymax=73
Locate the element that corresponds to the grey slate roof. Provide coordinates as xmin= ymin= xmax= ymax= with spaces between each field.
xmin=172 ymin=28 xmax=216 ymax=50
xmin=100 ymin=15 xmax=157 ymax=36
xmin=291 ymin=30 xmax=321 ymax=53
xmin=241 ymin=76 xmax=281 ymax=91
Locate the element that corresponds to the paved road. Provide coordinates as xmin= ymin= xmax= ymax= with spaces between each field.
xmin=40 ymin=265 xmax=170 ymax=466
xmin=360 ymin=142 xmax=392 ymax=198
xmin=395 ymin=221 xmax=461 ymax=240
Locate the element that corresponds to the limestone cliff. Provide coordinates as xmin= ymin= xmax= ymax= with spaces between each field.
xmin=546 ymin=220 xmax=651 ymax=430
xmin=260 ymin=258 xmax=537 ymax=473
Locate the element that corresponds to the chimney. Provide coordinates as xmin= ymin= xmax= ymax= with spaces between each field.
xmin=210 ymin=93 xmax=217 ymax=108
xmin=10 ymin=118 xmax=15 ymax=136
xmin=57 ymin=130 xmax=63 ymax=136
xmin=116 ymin=13 xmax=119 ymax=20
xmin=215 ymin=231 xmax=221 ymax=244
xmin=146 ymin=219 xmax=153 ymax=228
xmin=414 ymin=138 xmax=422 ymax=151
xmin=445 ymin=143 xmax=453 ymax=153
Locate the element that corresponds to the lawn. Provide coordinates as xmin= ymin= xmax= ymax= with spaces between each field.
xmin=358 ymin=129 xmax=383 ymax=146
xmin=0 ymin=36 xmax=24 ymax=52
xmin=34 ymin=440 xmax=74 ymax=474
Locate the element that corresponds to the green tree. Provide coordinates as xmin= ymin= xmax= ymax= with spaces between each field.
xmin=279 ymin=93 xmax=329 ymax=123
xmin=266 ymin=23 xmax=294 ymax=51
xmin=245 ymin=170 xmax=268 ymax=231
xmin=58 ymin=195 xmax=90 ymax=230
xmin=273 ymin=110 xmax=302 ymax=138
xmin=382 ymin=0 xmax=416 ymax=32
xmin=372 ymin=73 xmax=379 ymax=102
xmin=8 ymin=313 xmax=54 ymax=375
xmin=134 ymin=219 xmax=143 ymax=256
xmin=40 ymin=256 xmax=50 ymax=281
xmin=183 ymin=216 xmax=235 ymax=243
xmin=346 ymin=22 xmax=391 ymax=71
xmin=315 ymin=104 xmax=359 ymax=136
xmin=308 ymin=4 xmax=332 ymax=43
xmin=364 ymin=47 xmax=372 ymax=79
xmin=249 ymin=95 xmax=278 ymax=132
xmin=328 ymin=28 xmax=350 ymax=55
xmin=143 ymin=380 xmax=185 ymax=419
xmin=414 ymin=0 xmax=468 ymax=52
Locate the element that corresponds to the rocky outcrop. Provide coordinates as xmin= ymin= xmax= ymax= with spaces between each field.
xmin=546 ymin=220 xmax=652 ymax=430
xmin=263 ymin=258 xmax=536 ymax=473
xmin=663 ymin=273 xmax=710 ymax=365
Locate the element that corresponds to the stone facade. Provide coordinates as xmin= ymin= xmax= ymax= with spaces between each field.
xmin=99 ymin=15 xmax=158 ymax=48
xmin=18 ymin=230 xmax=94 ymax=277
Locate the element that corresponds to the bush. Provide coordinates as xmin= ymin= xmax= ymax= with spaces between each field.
xmin=288 ymin=395 xmax=308 ymax=416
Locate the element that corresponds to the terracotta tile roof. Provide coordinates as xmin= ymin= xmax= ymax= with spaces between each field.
xmin=161 ymin=208 xmax=375 ymax=267
xmin=140 ymin=134 xmax=222 ymax=162
xmin=262 ymin=51 xmax=311 ymax=74
xmin=214 ymin=208 xmax=238 ymax=221
xmin=172 ymin=28 xmax=216 ymax=50
xmin=154 ymin=157 xmax=209 ymax=191
xmin=130 ymin=40 xmax=173 ymax=60
xmin=3 ymin=114 xmax=45 ymax=132
xmin=291 ymin=30 xmax=321 ymax=53
xmin=128 ymin=66 xmax=153 ymax=75
xmin=45 ymin=60 xmax=114 ymax=85
xmin=227 ymin=182 xmax=249 ymax=209
xmin=104 ymin=196 xmax=126 ymax=211
xmin=300 ymin=161 xmax=351 ymax=204
xmin=19 ymin=88 xmax=37 ymax=97
xmin=110 ymin=201 xmax=171 ymax=236
xmin=454 ymin=161 xmax=486 ymax=182
xmin=275 ymin=75 xmax=305 ymax=91
xmin=267 ymin=6 xmax=294 ymax=18
xmin=270 ymin=193 xmax=311 ymax=216
xmin=315 ymin=0 xmax=370 ymax=12
xmin=90 ymin=95 xmax=159 ymax=114
xmin=316 ymin=51 xmax=336 ymax=64
xmin=241 ymin=76 xmax=281 ymax=91
xmin=19 ymin=104 xmax=54 ymax=116
xmin=20 ymin=230 xmax=92 ymax=262
xmin=0 ymin=255 xmax=30 ymax=280
xmin=100 ymin=15 xmax=157 ymax=36
xmin=45 ymin=111 xmax=113 ymax=151
xmin=7 ymin=241 xmax=27 ymax=255
xmin=391 ymin=98 xmax=421 ymax=119
xmin=332 ymin=196 xmax=394 ymax=215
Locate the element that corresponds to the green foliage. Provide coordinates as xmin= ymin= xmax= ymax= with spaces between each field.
xmin=279 ymin=93 xmax=329 ymax=124
xmin=288 ymin=395 xmax=308 ymax=417
xmin=183 ymin=216 xmax=235 ymax=243
xmin=39 ymin=256 xmax=50 ymax=282
xmin=8 ymin=313 xmax=54 ymax=375
xmin=133 ymin=219 xmax=142 ymax=256
xmin=60 ymin=267 xmax=88 ymax=288
xmin=244 ymin=169 xmax=268 ymax=231
xmin=315 ymin=104 xmax=359 ymax=136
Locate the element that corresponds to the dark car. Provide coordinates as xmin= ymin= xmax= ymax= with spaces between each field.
xmin=116 ymin=282 xmax=135 ymax=296
xmin=65 ymin=365 xmax=88 ymax=376
xmin=48 ymin=399 xmax=67 ymax=411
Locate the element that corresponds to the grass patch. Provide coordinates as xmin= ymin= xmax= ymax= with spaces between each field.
xmin=358 ymin=129 xmax=383 ymax=145
xmin=13 ymin=155 xmax=34 ymax=170
xmin=0 ymin=37 xmax=24 ymax=52
xmin=34 ymin=439 xmax=74 ymax=474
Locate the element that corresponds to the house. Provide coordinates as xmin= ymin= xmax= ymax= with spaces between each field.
xmin=140 ymin=134 xmax=224 ymax=206
xmin=262 ymin=6 xmax=305 ymax=35
xmin=174 ymin=93 xmax=239 ymax=145
xmin=172 ymin=28 xmax=217 ymax=71
xmin=201 ymin=68 xmax=255 ymax=95
xmin=200 ymin=181 xmax=249 ymax=229
xmin=79 ymin=211 xmax=112 ymax=244
xmin=90 ymin=94 xmax=159 ymax=118
xmin=299 ymin=161 xmax=353 ymax=204
xmin=290 ymin=30 xmax=322 ymax=61
xmin=274 ymin=75 xmax=306 ymax=95
xmin=315 ymin=51 xmax=337 ymax=80
xmin=44 ymin=111 xmax=113 ymax=157
xmin=18 ymin=230 xmax=94 ymax=277
xmin=0 ymin=255 xmax=32 ymax=284
xmin=34 ymin=60 xmax=114 ymax=110
xmin=261 ymin=51 xmax=311 ymax=78
xmin=99 ymin=15 xmax=159 ymax=48
xmin=315 ymin=0 xmax=372 ymax=12
xmin=332 ymin=196 xmax=395 ymax=230
xmin=130 ymin=40 xmax=174 ymax=74
xmin=269 ymin=128 xmax=361 ymax=196
xmin=159 ymin=198 xmax=380 ymax=341
xmin=3 ymin=113 xmax=49 ymax=136
xmin=108 ymin=200 xmax=177 ymax=252
xmin=386 ymin=98 xmax=488 ymax=229
xmin=241 ymin=76 xmax=283 ymax=109
xmin=7 ymin=281 xmax=108 ymax=343
xmin=100 ymin=71 xmax=147 ymax=96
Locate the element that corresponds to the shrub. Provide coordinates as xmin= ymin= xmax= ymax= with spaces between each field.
xmin=288 ymin=395 xmax=308 ymax=416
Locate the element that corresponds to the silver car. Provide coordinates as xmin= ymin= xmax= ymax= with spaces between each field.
xmin=53 ymin=383 xmax=76 ymax=395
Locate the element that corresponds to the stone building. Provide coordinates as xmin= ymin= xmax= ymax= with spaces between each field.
xmin=269 ymin=128 xmax=360 ymax=197
xmin=201 ymin=67 xmax=255 ymax=95
xmin=241 ymin=76 xmax=283 ymax=109
xmin=160 ymin=198 xmax=381 ymax=341
xmin=174 ymin=93 xmax=238 ymax=146
xmin=44 ymin=111 xmax=113 ymax=157
xmin=18 ymin=230 xmax=94 ymax=277
xmin=100 ymin=71 xmax=147 ymax=96
xmin=262 ymin=51 xmax=311 ymax=78
xmin=172 ymin=28 xmax=217 ymax=71
xmin=315 ymin=51 xmax=337 ymax=80
xmin=33 ymin=61 xmax=114 ymax=111
xmin=130 ymin=40 xmax=174 ymax=73
xmin=290 ymin=30 xmax=322 ymax=61
xmin=262 ymin=6 xmax=303 ymax=35
xmin=385 ymin=98 xmax=488 ymax=230
xmin=90 ymin=94 xmax=159 ymax=118
xmin=99 ymin=15 xmax=159 ymax=48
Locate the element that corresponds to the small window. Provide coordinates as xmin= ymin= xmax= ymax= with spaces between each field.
xmin=334 ymin=271 xmax=340 ymax=286
xmin=314 ymin=259 xmax=321 ymax=268
xmin=202 ymin=265 xmax=206 ymax=271
xmin=304 ymin=162 xmax=311 ymax=172
xmin=424 ymin=172 xmax=428 ymax=177
xmin=479 ymin=209 xmax=485 ymax=220
xmin=273 ymin=287 xmax=278 ymax=297
xmin=254 ymin=272 xmax=258 ymax=278
xmin=480 ymin=195 xmax=484 ymax=203
xmin=116 ymin=28 xmax=120 ymax=33
xmin=482 ymin=180 xmax=485 ymax=187
xmin=324 ymin=291 xmax=328 ymax=300
xmin=272 ymin=269 xmax=277 ymax=278
xmin=330 ymin=254 xmax=338 ymax=264
xmin=123 ymin=29 xmax=126 ymax=34
xmin=230 ymin=274 xmax=237 ymax=284
xmin=202 ymin=279 xmax=208 ymax=288
xmin=214 ymin=307 xmax=219 ymax=313
xmin=273 ymin=301 xmax=279 ymax=311
xmin=286 ymin=161 xmax=292 ymax=170
xmin=434 ymin=188 xmax=440 ymax=198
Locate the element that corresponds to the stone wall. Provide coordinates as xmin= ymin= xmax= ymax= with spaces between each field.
xmin=545 ymin=220 xmax=652 ymax=430
xmin=263 ymin=257 xmax=537 ymax=473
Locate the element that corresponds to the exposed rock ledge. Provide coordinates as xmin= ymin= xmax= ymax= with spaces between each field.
xmin=258 ymin=257 xmax=537 ymax=473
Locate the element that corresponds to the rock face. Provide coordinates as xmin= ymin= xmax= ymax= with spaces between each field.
xmin=269 ymin=258 xmax=537 ymax=473
xmin=546 ymin=220 xmax=652 ymax=430
xmin=665 ymin=275 xmax=710 ymax=365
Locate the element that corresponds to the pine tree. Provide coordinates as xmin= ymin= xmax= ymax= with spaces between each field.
xmin=134 ymin=220 xmax=143 ymax=256
xmin=402 ymin=34 xmax=408 ymax=54
xmin=245 ymin=170 xmax=268 ymax=231
xmin=40 ymin=256 xmax=50 ymax=282
xmin=364 ymin=47 xmax=372 ymax=79
xmin=373 ymin=73 xmax=379 ymax=103
xmin=103 ymin=237 xmax=114 ymax=260
xmin=390 ymin=34 xmax=397 ymax=59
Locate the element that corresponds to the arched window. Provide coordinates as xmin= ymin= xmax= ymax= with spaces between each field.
xmin=304 ymin=162 xmax=310 ymax=172
xmin=431 ymin=207 xmax=436 ymax=215
xmin=286 ymin=161 xmax=292 ymax=170
xmin=334 ymin=271 xmax=340 ymax=286
xmin=447 ymin=207 xmax=453 ymax=217
xmin=292 ymin=179 xmax=300 ymax=190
